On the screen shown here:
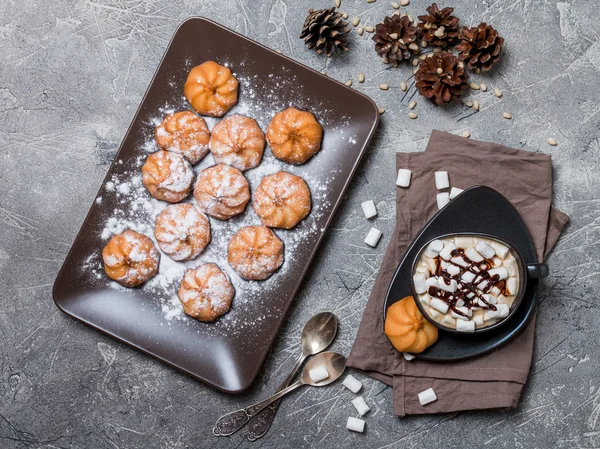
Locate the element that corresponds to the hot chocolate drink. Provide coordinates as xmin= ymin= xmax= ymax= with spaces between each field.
xmin=413 ymin=236 xmax=520 ymax=332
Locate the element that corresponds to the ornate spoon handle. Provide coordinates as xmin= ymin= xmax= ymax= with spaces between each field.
xmin=246 ymin=354 xmax=306 ymax=441
xmin=213 ymin=380 xmax=303 ymax=437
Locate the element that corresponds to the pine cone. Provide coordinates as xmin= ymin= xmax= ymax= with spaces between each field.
xmin=456 ymin=22 xmax=504 ymax=72
xmin=417 ymin=3 xmax=460 ymax=49
xmin=299 ymin=8 xmax=349 ymax=57
xmin=415 ymin=52 xmax=469 ymax=105
xmin=373 ymin=14 xmax=419 ymax=65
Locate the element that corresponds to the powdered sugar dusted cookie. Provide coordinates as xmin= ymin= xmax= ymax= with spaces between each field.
xmin=102 ymin=230 xmax=160 ymax=287
xmin=193 ymin=163 xmax=250 ymax=220
xmin=141 ymin=150 xmax=194 ymax=203
xmin=177 ymin=263 xmax=234 ymax=321
xmin=154 ymin=204 xmax=210 ymax=261
xmin=209 ymin=115 xmax=265 ymax=171
xmin=155 ymin=111 xmax=210 ymax=165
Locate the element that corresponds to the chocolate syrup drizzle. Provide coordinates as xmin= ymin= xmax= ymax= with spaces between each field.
xmin=428 ymin=247 xmax=507 ymax=317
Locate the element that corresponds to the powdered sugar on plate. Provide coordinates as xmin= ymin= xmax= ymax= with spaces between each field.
xmin=83 ymin=67 xmax=339 ymax=335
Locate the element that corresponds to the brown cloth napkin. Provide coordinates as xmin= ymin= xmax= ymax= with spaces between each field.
xmin=347 ymin=130 xmax=570 ymax=416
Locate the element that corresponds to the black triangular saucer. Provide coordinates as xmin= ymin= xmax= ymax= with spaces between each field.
xmin=383 ymin=186 xmax=538 ymax=361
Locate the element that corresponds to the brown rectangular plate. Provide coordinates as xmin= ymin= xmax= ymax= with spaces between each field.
xmin=52 ymin=17 xmax=379 ymax=393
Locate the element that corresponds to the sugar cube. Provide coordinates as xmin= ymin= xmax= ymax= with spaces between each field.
xmin=352 ymin=396 xmax=370 ymax=416
xmin=361 ymin=200 xmax=377 ymax=219
xmin=343 ymin=375 xmax=362 ymax=393
xmin=437 ymin=192 xmax=450 ymax=209
xmin=309 ymin=365 xmax=329 ymax=383
xmin=396 ymin=169 xmax=412 ymax=187
xmin=435 ymin=171 xmax=450 ymax=190
xmin=418 ymin=387 xmax=437 ymax=406
xmin=364 ymin=227 xmax=382 ymax=247
xmin=449 ymin=187 xmax=464 ymax=200
xmin=346 ymin=417 xmax=366 ymax=433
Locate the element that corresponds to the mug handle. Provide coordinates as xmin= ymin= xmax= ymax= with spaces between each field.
xmin=526 ymin=263 xmax=549 ymax=278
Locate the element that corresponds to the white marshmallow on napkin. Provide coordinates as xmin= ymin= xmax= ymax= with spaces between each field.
xmin=424 ymin=239 xmax=444 ymax=258
xmin=403 ymin=352 xmax=416 ymax=361
xmin=346 ymin=417 xmax=366 ymax=433
xmin=413 ymin=273 xmax=427 ymax=294
xmin=352 ymin=396 xmax=370 ymax=416
xmin=418 ymin=388 xmax=438 ymax=406
xmin=449 ymin=187 xmax=464 ymax=199
xmin=476 ymin=241 xmax=495 ymax=259
xmin=437 ymin=192 xmax=450 ymax=210
xmin=439 ymin=242 xmax=457 ymax=260
xmin=361 ymin=200 xmax=377 ymax=219
xmin=456 ymin=320 xmax=475 ymax=332
xmin=396 ymin=169 xmax=412 ymax=187
xmin=435 ymin=171 xmax=450 ymax=190
xmin=364 ymin=227 xmax=382 ymax=247
xmin=343 ymin=375 xmax=362 ymax=393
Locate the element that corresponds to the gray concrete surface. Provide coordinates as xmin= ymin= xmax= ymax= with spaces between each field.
xmin=1 ymin=0 xmax=599 ymax=448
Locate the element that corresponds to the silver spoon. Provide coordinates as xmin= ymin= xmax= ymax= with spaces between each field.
xmin=246 ymin=311 xmax=337 ymax=440
xmin=213 ymin=351 xmax=346 ymax=437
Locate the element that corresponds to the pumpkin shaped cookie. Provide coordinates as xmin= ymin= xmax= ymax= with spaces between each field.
xmin=384 ymin=296 xmax=438 ymax=353
xmin=253 ymin=171 xmax=311 ymax=229
xmin=193 ymin=163 xmax=250 ymax=220
xmin=228 ymin=226 xmax=284 ymax=281
xmin=266 ymin=107 xmax=323 ymax=165
xmin=141 ymin=150 xmax=194 ymax=203
xmin=102 ymin=230 xmax=160 ymax=288
xmin=209 ymin=115 xmax=265 ymax=171
xmin=178 ymin=263 xmax=235 ymax=322
xmin=155 ymin=111 xmax=210 ymax=164
xmin=184 ymin=61 xmax=238 ymax=117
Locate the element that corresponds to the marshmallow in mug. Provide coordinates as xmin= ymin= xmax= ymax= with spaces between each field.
xmin=413 ymin=236 xmax=520 ymax=331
